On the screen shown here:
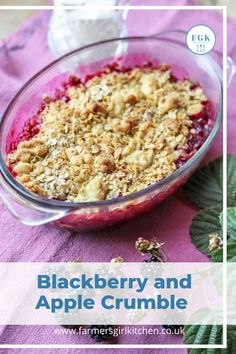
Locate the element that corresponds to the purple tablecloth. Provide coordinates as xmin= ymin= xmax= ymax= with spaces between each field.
xmin=0 ymin=0 xmax=235 ymax=352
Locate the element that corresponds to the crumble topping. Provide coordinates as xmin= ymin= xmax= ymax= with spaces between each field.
xmin=7 ymin=64 xmax=208 ymax=202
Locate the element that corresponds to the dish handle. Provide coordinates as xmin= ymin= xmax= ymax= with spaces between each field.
xmin=0 ymin=175 xmax=68 ymax=226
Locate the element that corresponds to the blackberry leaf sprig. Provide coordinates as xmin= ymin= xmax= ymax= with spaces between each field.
xmin=185 ymin=154 xmax=236 ymax=257
xmin=183 ymin=154 xmax=236 ymax=352
xmin=135 ymin=237 xmax=167 ymax=262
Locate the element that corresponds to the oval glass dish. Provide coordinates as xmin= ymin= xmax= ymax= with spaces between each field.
xmin=0 ymin=31 xmax=232 ymax=231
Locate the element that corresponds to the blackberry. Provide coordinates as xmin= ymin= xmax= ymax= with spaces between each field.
xmin=96 ymin=264 xmax=125 ymax=282
xmin=88 ymin=325 xmax=114 ymax=342
xmin=56 ymin=309 xmax=77 ymax=328
xmin=162 ymin=324 xmax=184 ymax=334
xmin=143 ymin=256 xmax=159 ymax=263
xmin=141 ymin=256 xmax=161 ymax=278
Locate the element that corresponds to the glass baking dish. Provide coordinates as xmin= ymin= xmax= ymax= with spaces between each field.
xmin=0 ymin=31 xmax=233 ymax=231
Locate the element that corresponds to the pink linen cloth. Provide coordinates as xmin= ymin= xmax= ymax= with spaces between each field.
xmin=0 ymin=0 xmax=235 ymax=352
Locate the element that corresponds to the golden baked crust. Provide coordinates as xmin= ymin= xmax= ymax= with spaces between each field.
xmin=7 ymin=65 xmax=207 ymax=202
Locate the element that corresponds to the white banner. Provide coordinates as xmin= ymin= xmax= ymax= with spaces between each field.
xmin=0 ymin=262 xmax=233 ymax=326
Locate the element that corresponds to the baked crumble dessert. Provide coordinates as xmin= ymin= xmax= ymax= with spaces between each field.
xmin=7 ymin=63 xmax=212 ymax=203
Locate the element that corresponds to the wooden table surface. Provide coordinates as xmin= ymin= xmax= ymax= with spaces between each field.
xmin=0 ymin=0 xmax=235 ymax=40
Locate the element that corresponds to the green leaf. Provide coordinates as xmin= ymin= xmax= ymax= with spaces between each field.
xmin=212 ymin=243 xmax=236 ymax=263
xmin=219 ymin=208 xmax=236 ymax=240
xmin=227 ymin=209 xmax=236 ymax=240
xmin=185 ymin=324 xmax=223 ymax=347
xmin=227 ymin=155 xmax=236 ymax=208
xmin=185 ymin=325 xmax=236 ymax=354
xmin=184 ymin=155 xmax=236 ymax=209
xmin=190 ymin=207 xmax=222 ymax=255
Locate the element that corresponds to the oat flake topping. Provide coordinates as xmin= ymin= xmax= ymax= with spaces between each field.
xmin=7 ymin=64 xmax=208 ymax=202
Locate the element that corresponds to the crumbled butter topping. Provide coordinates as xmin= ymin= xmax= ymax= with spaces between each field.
xmin=8 ymin=66 xmax=207 ymax=202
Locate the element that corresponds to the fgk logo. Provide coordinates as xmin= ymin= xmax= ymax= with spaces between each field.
xmin=192 ymin=34 xmax=210 ymax=42
xmin=186 ymin=25 xmax=216 ymax=55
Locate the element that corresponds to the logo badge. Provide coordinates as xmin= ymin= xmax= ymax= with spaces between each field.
xmin=186 ymin=24 xmax=216 ymax=55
